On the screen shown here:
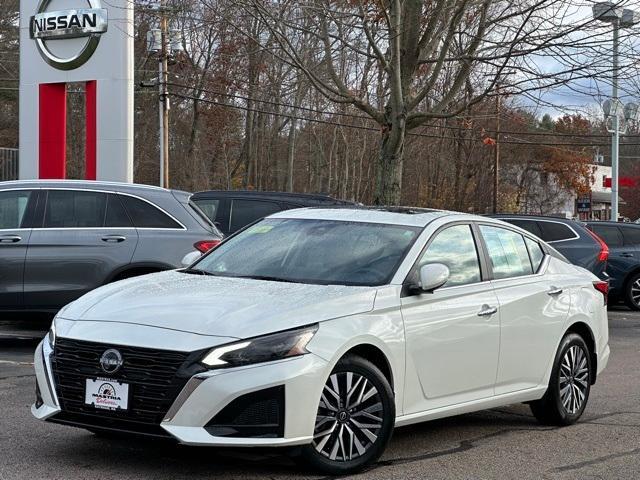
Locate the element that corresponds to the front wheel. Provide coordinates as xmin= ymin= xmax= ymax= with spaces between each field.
xmin=299 ymin=355 xmax=395 ymax=475
xmin=530 ymin=333 xmax=592 ymax=425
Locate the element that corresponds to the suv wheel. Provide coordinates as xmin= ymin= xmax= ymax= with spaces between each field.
xmin=530 ymin=333 xmax=592 ymax=425
xmin=299 ymin=355 xmax=395 ymax=475
xmin=624 ymin=272 xmax=640 ymax=311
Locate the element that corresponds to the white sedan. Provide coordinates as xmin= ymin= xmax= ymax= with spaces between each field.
xmin=33 ymin=207 xmax=609 ymax=474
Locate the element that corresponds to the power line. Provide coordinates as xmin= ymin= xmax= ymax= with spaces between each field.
xmin=166 ymin=81 xmax=640 ymax=139
xmin=169 ymin=91 xmax=638 ymax=147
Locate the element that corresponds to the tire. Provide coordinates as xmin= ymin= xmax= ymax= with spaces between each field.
xmin=298 ymin=355 xmax=395 ymax=475
xmin=530 ymin=333 xmax=592 ymax=426
xmin=624 ymin=272 xmax=640 ymax=311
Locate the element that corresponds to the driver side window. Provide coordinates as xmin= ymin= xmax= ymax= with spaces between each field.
xmin=417 ymin=225 xmax=482 ymax=287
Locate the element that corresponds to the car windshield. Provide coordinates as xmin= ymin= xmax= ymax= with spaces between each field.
xmin=190 ymin=218 xmax=421 ymax=286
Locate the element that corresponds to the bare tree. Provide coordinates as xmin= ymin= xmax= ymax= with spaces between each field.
xmin=231 ymin=0 xmax=631 ymax=204
xmin=0 ymin=0 xmax=19 ymax=148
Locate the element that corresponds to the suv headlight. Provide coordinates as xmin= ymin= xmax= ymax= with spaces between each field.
xmin=201 ymin=324 xmax=318 ymax=369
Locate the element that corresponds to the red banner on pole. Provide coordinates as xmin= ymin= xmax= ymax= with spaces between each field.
xmin=38 ymin=83 xmax=67 ymax=179
xmin=603 ymin=177 xmax=637 ymax=188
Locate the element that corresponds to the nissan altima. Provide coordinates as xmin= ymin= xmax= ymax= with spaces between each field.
xmin=32 ymin=207 xmax=609 ymax=474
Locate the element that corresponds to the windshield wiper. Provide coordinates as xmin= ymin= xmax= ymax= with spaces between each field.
xmin=182 ymin=268 xmax=217 ymax=276
xmin=236 ymin=275 xmax=298 ymax=283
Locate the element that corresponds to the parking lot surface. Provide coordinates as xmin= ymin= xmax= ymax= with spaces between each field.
xmin=1 ymin=309 xmax=639 ymax=480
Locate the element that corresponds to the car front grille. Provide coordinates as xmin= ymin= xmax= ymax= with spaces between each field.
xmin=51 ymin=337 xmax=203 ymax=431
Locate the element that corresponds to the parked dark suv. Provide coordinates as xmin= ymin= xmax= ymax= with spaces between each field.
xmin=191 ymin=190 xmax=354 ymax=236
xmin=0 ymin=180 xmax=221 ymax=317
xmin=586 ymin=221 xmax=640 ymax=310
xmin=491 ymin=214 xmax=608 ymax=280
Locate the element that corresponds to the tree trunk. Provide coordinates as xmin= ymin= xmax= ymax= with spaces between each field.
xmin=286 ymin=118 xmax=297 ymax=192
xmin=374 ymin=121 xmax=405 ymax=205
xmin=242 ymin=105 xmax=255 ymax=188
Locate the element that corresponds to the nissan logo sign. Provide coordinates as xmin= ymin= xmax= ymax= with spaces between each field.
xmin=29 ymin=0 xmax=108 ymax=71
xmin=100 ymin=349 xmax=124 ymax=374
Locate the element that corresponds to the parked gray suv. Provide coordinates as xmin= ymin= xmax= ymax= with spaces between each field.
xmin=0 ymin=180 xmax=222 ymax=317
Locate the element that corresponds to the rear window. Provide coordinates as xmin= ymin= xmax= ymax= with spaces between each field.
xmin=621 ymin=226 xmax=640 ymax=246
xmin=538 ymin=221 xmax=577 ymax=242
xmin=192 ymin=198 xmax=220 ymax=223
xmin=44 ymin=190 xmax=107 ymax=228
xmin=229 ymin=199 xmax=281 ymax=232
xmin=0 ymin=190 xmax=32 ymax=229
xmin=525 ymin=237 xmax=545 ymax=272
xmin=480 ymin=225 xmax=534 ymax=279
xmin=120 ymin=195 xmax=182 ymax=229
xmin=104 ymin=194 xmax=132 ymax=228
xmin=503 ymin=219 xmax=543 ymax=238
xmin=591 ymin=225 xmax=623 ymax=248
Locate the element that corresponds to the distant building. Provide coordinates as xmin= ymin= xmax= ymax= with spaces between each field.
xmin=572 ymin=164 xmax=626 ymax=221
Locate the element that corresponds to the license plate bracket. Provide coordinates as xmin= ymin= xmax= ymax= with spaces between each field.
xmin=84 ymin=378 xmax=129 ymax=411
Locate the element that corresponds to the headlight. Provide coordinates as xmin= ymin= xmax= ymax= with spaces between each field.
xmin=201 ymin=324 xmax=318 ymax=369
xmin=47 ymin=319 xmax=56 ymax=349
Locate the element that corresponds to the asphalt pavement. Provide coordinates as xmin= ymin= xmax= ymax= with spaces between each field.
xmin=1 ymin=308 xmax=639 ymax=480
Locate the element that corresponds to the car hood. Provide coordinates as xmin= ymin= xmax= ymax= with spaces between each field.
xmin=59 ymin=270 xmax=377 ymax=338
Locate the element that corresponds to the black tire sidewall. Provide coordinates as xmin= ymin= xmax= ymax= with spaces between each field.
xmin=300 ymin=355 xmax=395 ymax=475
xmin=625 ymin=273 xmax=640 ymax=311
xmin=548 ymin=333 xmax=592 ymax=424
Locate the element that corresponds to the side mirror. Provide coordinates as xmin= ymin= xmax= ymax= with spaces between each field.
xmin=181 ymin=251 xmax=202 ymax=268
xmin=418 ymin=263 xmax=450 ymax=293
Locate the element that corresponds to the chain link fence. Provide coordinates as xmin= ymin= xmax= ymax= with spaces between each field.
xmin=0 ymin=148 xmax=18 ymax=181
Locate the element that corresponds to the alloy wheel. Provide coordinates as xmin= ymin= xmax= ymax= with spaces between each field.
xmin=559 ymin=345 xmax=589 ymax=414
xmin=313 ymin=371 xmax=384 ymax=462
xmin=631 ymin=279 xmax=640 ymax=306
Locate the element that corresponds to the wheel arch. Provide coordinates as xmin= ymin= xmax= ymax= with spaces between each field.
xmin=621 ymin=266 xmax=640 ymax=297
xmin=341 ymin=343 xmax=394 ymax=391
xmin=105 ymin=262 xmax=175 ymax=284
xmin=565 ymin=321 xmax=598 ymax=385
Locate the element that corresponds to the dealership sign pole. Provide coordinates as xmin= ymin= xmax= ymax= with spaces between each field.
xmin=19 ymin=0 xmax=134 ymax=182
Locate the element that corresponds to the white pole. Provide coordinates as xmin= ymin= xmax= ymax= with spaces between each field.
xmin=611 ymin=19 xmax=620 ymax=222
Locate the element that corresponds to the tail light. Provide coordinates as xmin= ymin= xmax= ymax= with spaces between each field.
xmin=593 ymin=280 xmax=609 ymax=305
xmin=194 ymin=239 xmax=221 ymax=254
xmin=585 ymin=229 xmax=609 ymax=262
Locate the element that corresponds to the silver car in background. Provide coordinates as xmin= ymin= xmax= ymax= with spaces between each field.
xmin=0 ymin=180 xmax=222 ymax=318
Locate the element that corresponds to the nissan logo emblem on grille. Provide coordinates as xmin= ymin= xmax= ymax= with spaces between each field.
xmin=100 ymin=349 xmax=123 ymax=374
xmin=29 ymin=0 xmax=108 ymax=70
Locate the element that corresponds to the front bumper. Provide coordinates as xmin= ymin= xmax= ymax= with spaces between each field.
xmin=597 ymin=343 xmax=610 ymax=377
xmin=32 ymin=338 xmax=328 ymax=447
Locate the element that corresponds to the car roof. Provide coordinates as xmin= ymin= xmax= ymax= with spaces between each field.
xmin=0 ymin=180 xmax=179 ymax=196
xmin=490 ymin=213 xmax=583 ymax=225
xmin=269 ymin=206 xmax=475 ymax=227
xmin=587 ymin=221 xmax=639 ymax=227
xmin=192 ymin=190 xmax=353 ymax=205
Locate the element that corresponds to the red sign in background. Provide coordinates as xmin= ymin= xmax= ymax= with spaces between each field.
xmin=603 ymin=177 xmax=637 ymax=188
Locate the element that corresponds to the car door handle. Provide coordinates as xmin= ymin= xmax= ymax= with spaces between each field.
xmin=0 ymin=235 xmax=21 ymax=243
xmin=547 ymin=287 xmax=563 ymax=296
xmin=477 ymin=305 xmax=498 ymax=317
xmin=620 ymin=252 xmax=635 ymax=258
xmin=101 ymin=235 xmax=126 ymax=243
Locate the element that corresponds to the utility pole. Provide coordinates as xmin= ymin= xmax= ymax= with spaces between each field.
xmin=143 ymin=3 xmax=183 ymax=188
xmin=158 ymin=0 xmax=170 ymax=189
xmin=593 ymin=3 xmax=640 ymax=221
xmin=611 ymin=17 xmax=620 ymax=222
xmin=492 ymin=88 xmax=501 ymax=214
